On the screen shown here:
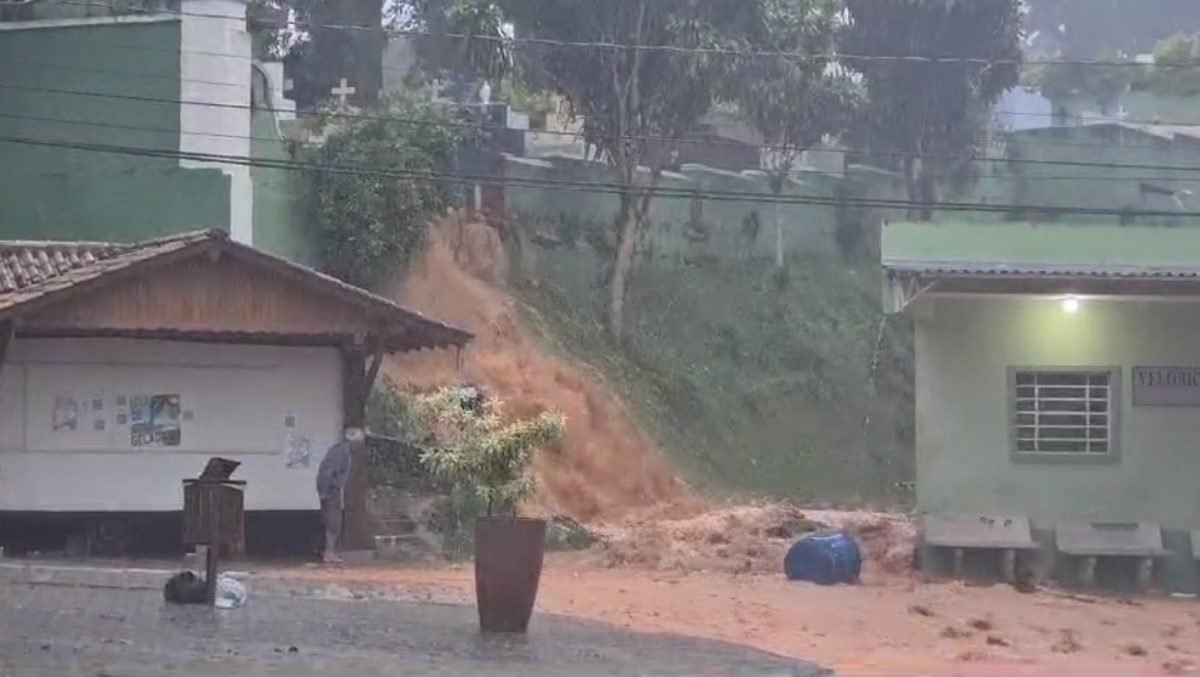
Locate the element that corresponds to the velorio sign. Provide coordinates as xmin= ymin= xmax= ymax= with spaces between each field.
xmin=1132 ymin=367 xmax=1200 ymax=406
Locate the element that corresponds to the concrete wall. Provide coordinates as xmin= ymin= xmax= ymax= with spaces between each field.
xmin=503 ymin=154 xmax=843 ymax=266
xmin=179 ymin=0 xmax=254 ymax=244
xmin=915 ymin=295 xmax=1200 ymax=525
xmin=0 ymin=18 xmax=232 ymax=241
xmin=0 ymin=338 xmax=342 ymax=512
xmin=1001 ymin=126 xmax=1200 ymax=226
xmin=249 ymin=64 xmax=318 ymax=265
xmin=1055 ymin=92 xmax=1200 ymax=127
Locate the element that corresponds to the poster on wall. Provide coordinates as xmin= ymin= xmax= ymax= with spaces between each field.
xmin=285 ymin=433 xmax=312 ymax=469
xmin=130 ymin=394 xmax=182 ymax=447
xmin=52 ymin=396 xmax=78 ymax=432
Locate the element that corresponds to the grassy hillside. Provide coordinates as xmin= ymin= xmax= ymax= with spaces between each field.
xmin=514 ymin=253 xmax=914 ymax=504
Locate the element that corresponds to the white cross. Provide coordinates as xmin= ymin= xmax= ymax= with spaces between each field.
xmin=330 ymin=77 xmax=356 ymax=108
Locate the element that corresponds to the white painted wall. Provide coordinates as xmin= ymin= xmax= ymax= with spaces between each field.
xmin=0 ymin=338 xmax=343 ymax=512
xmin=179 ymin=0 xmax=255 ymax=244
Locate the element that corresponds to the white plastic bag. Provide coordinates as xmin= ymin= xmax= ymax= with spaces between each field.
xmin=214 ymin=574 xmax=247 ymax=609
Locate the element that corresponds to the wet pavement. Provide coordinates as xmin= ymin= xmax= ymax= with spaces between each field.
xmin=0 ymin=564 xmax=830 ymax=676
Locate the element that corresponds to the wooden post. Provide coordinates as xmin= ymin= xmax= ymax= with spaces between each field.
xmin=205 ymin=498 xmax=220 ymax=606
xmin=340 ymin=343 xmax=372 ymax=551
xmin=0 ymin=320 xmax=13 ymax=374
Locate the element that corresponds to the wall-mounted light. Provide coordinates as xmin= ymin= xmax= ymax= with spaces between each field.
xmin=1061 ymin=295 xmax=1081 ymax=315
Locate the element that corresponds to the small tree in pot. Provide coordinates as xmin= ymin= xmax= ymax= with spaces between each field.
xmin=415 ymin=386 xmax=565 ymax=633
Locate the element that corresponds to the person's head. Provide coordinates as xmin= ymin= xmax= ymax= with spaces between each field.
xmin=344 ymin=427 xmax=366 ymax=448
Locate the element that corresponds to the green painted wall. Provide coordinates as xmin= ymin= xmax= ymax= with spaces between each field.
xmin=914 ymin=296 xmax=1200 ymax=587
xmin=0 ymin=20 xmax=230 ymax=241
xmin=916 ymin=296 xmax=1200 ymax=524
xmin=249 ymin=67 xmax=318 ymax=266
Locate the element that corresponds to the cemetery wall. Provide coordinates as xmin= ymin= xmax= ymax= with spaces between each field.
xmin=502 ymin=153 xmax=892 ymax=266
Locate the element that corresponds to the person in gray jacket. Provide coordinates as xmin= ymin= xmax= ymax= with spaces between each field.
xmin=316 ymin=427 xmax=363 ymax=563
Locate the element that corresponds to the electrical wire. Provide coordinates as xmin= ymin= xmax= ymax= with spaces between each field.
xmin=46 ymin=0 xmax=1200 ymax=70
xmin=9 ymin=109 xmax=1200 ymax=185
xmin=6 ymin=132 xmax=1200 ymax=219
xmin=8 ymin=80 xmax=1200 ymax=177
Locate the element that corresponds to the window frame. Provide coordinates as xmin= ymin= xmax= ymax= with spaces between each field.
xmin=1007 ymin=366 xmax=1122 ymax=465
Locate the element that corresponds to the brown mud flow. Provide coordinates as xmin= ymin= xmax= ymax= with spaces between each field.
xmin=385 ymin=215 xmax=699 ymax=521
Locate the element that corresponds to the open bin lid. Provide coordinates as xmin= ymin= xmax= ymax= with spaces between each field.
xmin=198 ymin=457 xmax=241 ymax=481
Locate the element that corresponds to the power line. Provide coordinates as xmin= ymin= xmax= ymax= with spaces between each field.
xmin=9 ymin=12 xmax=1200 ymax=133
xmin=5 ymin=132 xmax=1200 ymax=219
xmin=48 ymin=0 xmax=1200 ymax=70
xmin=9 ymin=27 xmax=1200 ymax=146
xmin=11 ymin=109 xmax=1200 ymax=185
xmin=9 ymin=80 xmax=1200 ymax=176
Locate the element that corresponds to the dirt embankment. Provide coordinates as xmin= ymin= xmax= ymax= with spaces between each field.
xmin=380 ymin=215 xmax=920 ymax=580
xmin=384 ymin=215 xmax=698 ymax=522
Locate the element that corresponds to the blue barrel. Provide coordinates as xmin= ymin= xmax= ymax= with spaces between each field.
xmin=783 ymin=531 xmax=863 ymax=585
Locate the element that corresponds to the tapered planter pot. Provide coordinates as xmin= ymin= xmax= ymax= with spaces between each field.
xmin=474 ymin=516 xmax=547 ymax=633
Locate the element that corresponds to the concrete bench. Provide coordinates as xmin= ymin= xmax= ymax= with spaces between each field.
xmin=922 ymin=514 xmax=1039 ymax=582
xmin=1055 ymin=521 xmax=1169 ymax=591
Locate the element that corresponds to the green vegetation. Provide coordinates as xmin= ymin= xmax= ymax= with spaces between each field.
xmin=435 ymin=0 xmax=850 ymax=339
xmin=415 ymin=386 xmax=566 ymax=517
xmin=515 ymin=253 xmax=914 ymax=503
xmin=307 ymin=95 xmax=467 ymax=288
xmin=1025 ymin=51 xmax=1138 ymax=112
xmin=842 ymin=0 xmax=1022 ymax=220
xmin=365 ymin=381 xmax=565 ymax=556
xmin=1144 ymin=33 xmax=1200 ymax=96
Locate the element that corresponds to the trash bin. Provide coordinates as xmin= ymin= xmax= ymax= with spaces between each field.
xmin=182 ymin=479 xmax=246 ymax=554
xmin=181 ymin=457 xmax=246 ymax=605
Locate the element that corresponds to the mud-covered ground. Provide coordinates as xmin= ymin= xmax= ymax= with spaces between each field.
xmin=271 ymin=556 xmax=1200 ymax=677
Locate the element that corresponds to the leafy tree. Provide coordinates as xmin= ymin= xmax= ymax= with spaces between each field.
xmin=842 ymin=0 xmax=1022 ymax=220
xmin=415 ymin=386 xmax=565 ymax=517
xmin=731 ymin=0 xmax=861 ymax=267
xmin=440 ymin=0 xmax=840 ymax=339
xmin=308 ymin=95 xmax=468 ymax=288
xmin=1025 ymin=49 xmax=1138 ymax=115
xmin=1144 ymin=33 xmax=1200 ymax=96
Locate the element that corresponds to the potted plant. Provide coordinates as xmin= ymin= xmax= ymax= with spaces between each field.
xmin=415 ymin=386 xmax=565 ymax=633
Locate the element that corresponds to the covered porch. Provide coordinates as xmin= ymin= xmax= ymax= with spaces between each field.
xmin=0 ymin=229 xmax=471 ymax=556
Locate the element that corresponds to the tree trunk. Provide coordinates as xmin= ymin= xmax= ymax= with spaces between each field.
xmin=903 ymin=156 xmax=919 ymax=221
xmin=607 ymin=192 xmax=639 ymax=341
xmin=916 ymin=160 xmax=937 ymax=222
xmin=773 ymin=200 xmax=784 ymax=268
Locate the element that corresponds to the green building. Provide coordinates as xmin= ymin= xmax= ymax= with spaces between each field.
xmin=884 ymin=220 xmax=1200 ymax=592
xmin=0 ymin=0 xmax=315 ymax=264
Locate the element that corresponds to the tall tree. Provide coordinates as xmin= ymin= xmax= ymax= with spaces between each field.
xmin=842 ymin=0 xmax=1022 ymax=220
xmin=445 ymin=0 xmax=839 ymax=339
xmin=732 ymin=0 xmax=860 ymax=267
